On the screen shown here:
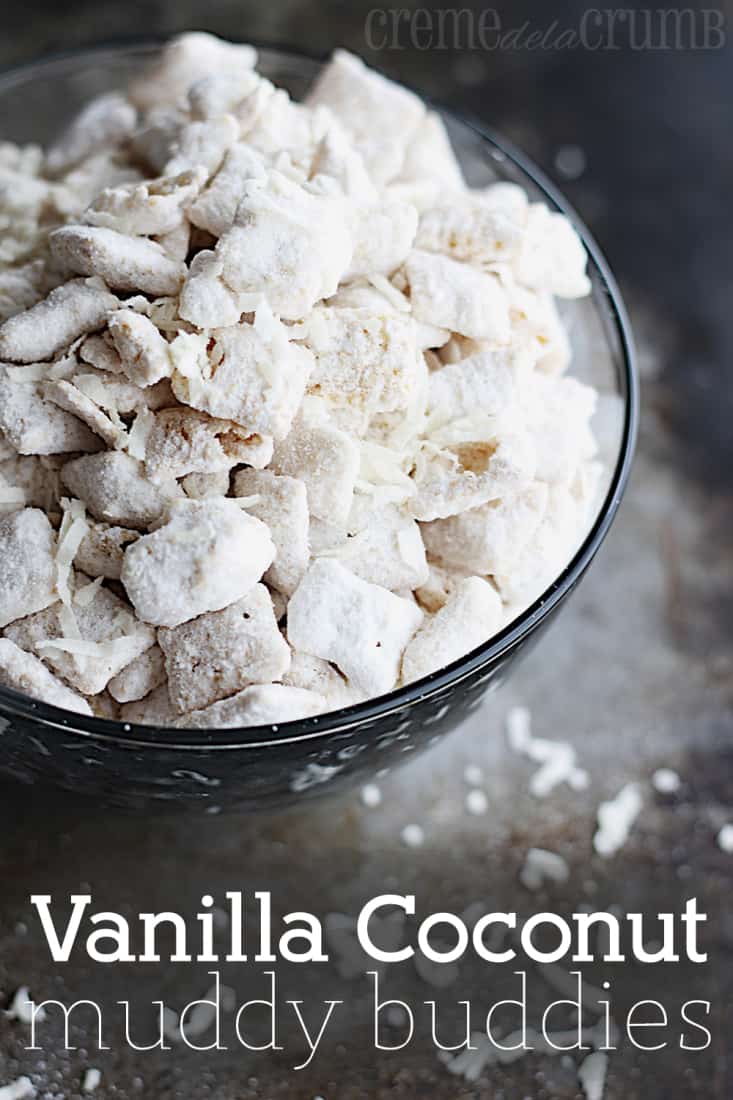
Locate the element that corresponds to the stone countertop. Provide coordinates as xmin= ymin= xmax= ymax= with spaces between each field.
xmin=0 ymin=2 xmax=732 ymax=1097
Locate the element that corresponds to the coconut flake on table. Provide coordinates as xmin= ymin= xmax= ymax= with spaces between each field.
xmin=464 ymin=788 xmax=489 ymax=816
xmin=593 ymin=783 xmax=643 ymax=858
xmin=325 ymin=908 xmax=405 ymax=980
xmin=463 ymin=763 xmax=484 ymax=786
xmin=505 ymin=705 xmax=589 ymax=797
xmin=414 ymin=948 xmax=459 ymax=989
xmin=81 ymin=1069 xmax=102 ymax=1094
xmin=652 ymin=767 xmax=681 ymax=794
xmin=401 ymin=823 xmax=425 ymax=848
xmin=578 ymin=1051 xmax=609 ymax=1100
xmin=4 ymin=986 xmax=46 ymax=1025
xmin=519 ymin=848 xmax=570 ymax=891
xmin=161 ymin=980 xmax=236 ymax=1044
xmin=0 ymin=1079 xmax=35 ymax=1100
xmin=360 ymin=782 xmax=382 ymax=809
xmin=537 ymin=962 xmax=611 ymax=1018
xmin=440 ymin=1020 xmax=611 ymax=1081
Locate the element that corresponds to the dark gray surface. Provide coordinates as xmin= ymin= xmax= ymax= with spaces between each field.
xmin=0 ymin=2 xmax=732 ymax=1097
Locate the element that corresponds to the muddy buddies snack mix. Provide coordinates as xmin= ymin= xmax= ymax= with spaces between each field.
xmin=0 ymin=35 xmax=602 ymax=727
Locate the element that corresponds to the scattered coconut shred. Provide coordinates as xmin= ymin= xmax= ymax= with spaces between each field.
xmin=519 ymin=846 xmax=570 ymax=891
xmin=4 ymin=986 xmax=46 ymax=1025
xmin=441 ymin=1019 xmax=611 ymax=1085
xmin=505 ymin=706 xmax=588 ymax=796
xmin=401 ymin=823 xmax=425 ymax=848
xmin=0 ymin=1079 xmax=35 ymax=1100
xmin=652 ymin=767 xmax=681 ymax=794
xmin=717 ymin=823 xmax=733 ymax=853
xmin=0 ymin=32 xmax=605 ymax=728
xmin=81 ymin=1068 xmax=101 ymax=1094
xmin=464 ymin=787 xmax=489 ymax=815
xmin=463 ymin=763 xmax=484 ymax=785
xmin=594 ymin=782 xmax=643 ymax=858
xmin=578 ymin=1051 xmax=609 ymax=1100
xmin=360 ymin=782 xmax=382 ymax=808
xmin=162 ymin=981 xmax=237 ymax=1044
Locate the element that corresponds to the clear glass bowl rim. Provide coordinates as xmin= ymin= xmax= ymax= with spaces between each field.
xmin=0 ymin=38 xmax=639 ymax=750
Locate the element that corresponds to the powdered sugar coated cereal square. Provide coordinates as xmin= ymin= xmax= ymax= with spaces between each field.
xmin=405 ymin=250 xmax=511 ymax=343
xmin=5 ymin=578 xmax=155 ymax=695
xmin=0 ymin=508 xmax=58 ymax=628
xmin=0 ymin=637 xmax=93 ymax=714
xmin=61 ymin=452 xmax=183 ymax=530
xmin=270 ymin=422 xmax=359 ymax=524
xmin=402 ymin=576 xmax=502 ymax=683
xmin=158 ymin=584 xmax=290 ymax=713
xmin=232 ymin=469 xmax=310 ymax=597
xmin=287 ymin=558 xmax=423 ymax=697
xmin=214 ymin=171 xmax=353 ymax=320
xmin=120 ymin=498 xmax=275 ymax=627
xmin=170 ymin=308 xmax=314 ymax=440
xmin=175 ymin=683 xmax=328 ymax=729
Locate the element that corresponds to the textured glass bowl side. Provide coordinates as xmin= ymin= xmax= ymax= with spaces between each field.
xmin=0 ymin=43 xmax=637 ymax=809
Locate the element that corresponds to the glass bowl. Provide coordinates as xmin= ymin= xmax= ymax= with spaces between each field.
xmin=0 ymin=42 xmax=638 ymax=812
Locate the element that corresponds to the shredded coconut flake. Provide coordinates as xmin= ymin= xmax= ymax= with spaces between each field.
xmin=4 ymin=986 xmax=46 ymax=1025
xmin=252 ymin=300 xmax=283 ymax=365
xmin=74 ymin=575 xmax=105 ymax=607
xmin=161 ymin=983 xmax=236 ymax=1044
xmin=505 ymin=705 xmax=588 ymax=797
xmin=652 ymin=767 xmax=680 ymax=793
xmin=35 ymin=633 xmax=144 ymax=662
xmin=537 ymin=962 xmax=609 ymax=1011
xmin=505 ymin=704 xmax=531 ymax=750
xmin=73 ymin=373 xmax=118 ymax=410
xmin=578 ymin=1051 xmax=609 ymax=1100
xmin=358 ymin=442 xmax=415 ymax=504
xmin=401 ymin=823 xmax=425 ymax=848
xmin=441 ymin=1020 xmax=610 ymax=1080
xmin=82 ymin=1069 xmax=101 ymax=1094
xmin=428 ymin=413 xmax=500 ymax=448
xmin=360 ymin=782 xmax=382 ymax=808
xmin=519 ymin=847 xmax=570 ymax=891
xmin=162 ymin=1006 xmax=180 ymax=1042
xmin=716 ymin=823 xmax=733 ymax=853
xmin=58 ymin=600 xmax=82 ymax=640
xmin=0 ymin=1079 xmax=35 ymax=1100
xmin=465 ymin=788 xmax=489 ymax=816
xmin=367 ymin=273 xmax=410 ymax=311
xmin=126 ymin=405 xmax=155 ymax=460
xmin=594 ymin=783 xmax=643 ymax=858
xmin=55 ymin=497 xmax=90 ymax=606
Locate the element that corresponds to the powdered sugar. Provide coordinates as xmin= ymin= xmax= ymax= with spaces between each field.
xmin=0 ymin=36 xmax=602 ymax=727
